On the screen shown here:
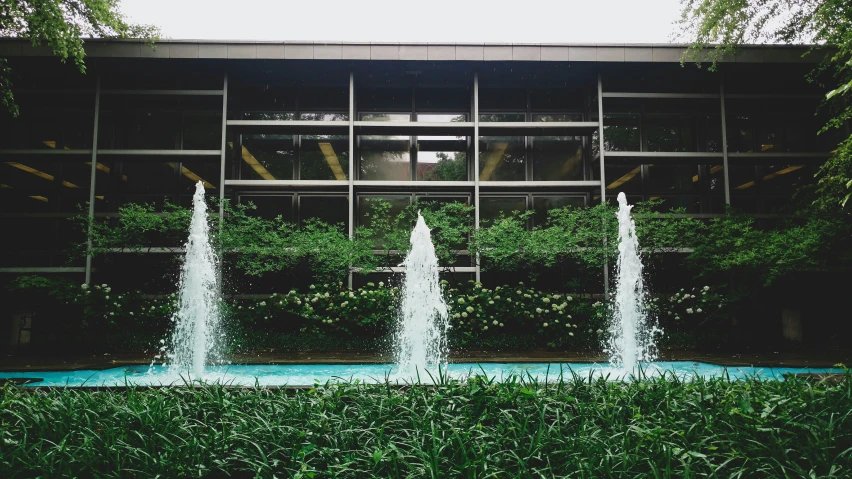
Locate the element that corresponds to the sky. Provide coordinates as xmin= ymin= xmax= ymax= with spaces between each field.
xmin=119 ymin=0 xmax=685 ymax=44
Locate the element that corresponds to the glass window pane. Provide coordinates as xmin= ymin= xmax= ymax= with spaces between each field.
xmin=644 ymin=196 xmax=700 ymax=213
xmin=358 ymin=195 xmax=411 ymax=247
xmin=0 ymin=189 xmax=54 ymax=214
xmin=479 ymin=136 xmax=525 ymax=181
xmin=729 ymin=165 xmax=757 ymax=192
xmin=480 ymin=196 xmax=526 ymax=224
xmin=182 ymin=113 xmax=222 ymax=150
xmin=121 ymin=161 xmax=179 ymax=195
xmin=479 ymin=88 xmax=526 ymax=111
xmin=0 ymin=218 xmax=56 ymax=266
xmin=533 ymin=196 xmax=585 ymax=226
xmin=300 ymin=135 xmax=349 ymax=181
xmin=479 ymin=113 xmax=525 ymax=122
xmin=228 ymin=86 xmax=297 ymax=118
xmin=603 ymin=114 xmax=640 ymax=151
xmin=644 ymin=164 xmax=701 ymax=194
xmin=705 ymin=164 xmax=725 ymax=191
xmin=415 ymin=87 xmax=470 ymax=112
xmin=757 ymin=125 xmax=783 ymax=152
xmin=532 ymin=113 xmax=583 ymax=122
xmin=416 ymin=114 xmax=467 ymax=122
xmin=57 ymin=161 xmax=92 ymax=212
xmin=727 ymin=115 xmax=754 ymax=152
xmin=604 ymin=164 xmax=642 ymax=193
xmin=240 ymin=112 xmax=296 ymax=120
xmin=177 ymin=160 xmax=219 ymax=194
xmin=299 ymin=112 xmax=349 ymax=121
xmin=731 ymin=196 xmax=759 ymax=213
xmin=532 ymin=136 xmax=584 ymax=181
xmin=358 ymin=88 xmax=411 ymax=111
xmin=300 ymin=195 xmax=348 ymax=229
xmin=1 ymin=158 xmax=59 ymax=191
xmin=415 ymin=195 xmax=470 ymax=206
xmin=359 ymin=136 xmax=411 ymax=181
xmin=98 ymin=95 xmax=221 ymax=150
xmin=100 ymin=111 xmax=181 ymax=149
xmin=702 ymin=115 xmax=723 ymax=153
xmin=761 ymin=164 xmax=814 ymax=195
xmin=239 ymin=135 xmax=294 ymax=180
xmin=360 ymin=113 xmax=411 ymax=122
xmin=0 ymin=92 xmax=94 ymax=150
xmin=299 ymin=87 xmax=349 ymax=111
xmin=239 ymin=194 xmax=294 ymax=222
xmin=530 ymin=88 xmax=585 ymax=111
xmin=645 ymin=117 xmax=696 ymax=152
xmin=416 ymin=137 xmax=467 ymax=181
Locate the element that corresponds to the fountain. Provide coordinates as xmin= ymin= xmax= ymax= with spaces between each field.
xmin=606 ymin=192 xmax=660 ymax=371
xmin=393 ymin=213 xmax=450 ymax=380
xmin=167 ymin=181 xmax=224 ymax=378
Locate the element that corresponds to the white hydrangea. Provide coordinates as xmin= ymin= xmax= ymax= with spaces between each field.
xmin=458 ymin=298 xmax=465 ymax=304
xmin=543 ymin=322 xmax=548 ymax=327
xmin=686 ymin=308 xmax=693 ymax=314
xmin=492 ymin=320 xmax=498 ymax=325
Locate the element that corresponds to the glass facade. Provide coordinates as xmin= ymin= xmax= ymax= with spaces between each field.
xmin=0 ymin=55 xmax=835 ymax=286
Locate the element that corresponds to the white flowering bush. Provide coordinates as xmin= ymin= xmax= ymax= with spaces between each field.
xmin=442 ymin=281 xmax=603 ymax=349
xmin=649 ymin=285 xmax=728 ymax=325
xmin=10 ymin=277 xmax=605 ymax=351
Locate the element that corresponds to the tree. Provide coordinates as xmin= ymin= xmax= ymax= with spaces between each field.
xmin=677 ymin=0 xmax=852 ymax=207
xmin=0 ymin=0 xmax=159 ymax=116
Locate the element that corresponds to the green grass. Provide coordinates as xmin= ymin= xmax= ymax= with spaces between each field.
xmin=1 ymin=372 xmax=851 ymax=478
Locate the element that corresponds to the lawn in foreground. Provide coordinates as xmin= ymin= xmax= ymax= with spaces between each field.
xmin=1 ymin=373 xmax=851 ymax=478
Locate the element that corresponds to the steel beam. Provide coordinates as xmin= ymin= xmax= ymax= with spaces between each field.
xmin=0 ymin=149 xmax=92 ymax=155
xmin=720 ymin=81 xmax=731 ymax=205
xmin=98 ymin=149 xmax=221 ymax=156
xmin=224 ymin=180 xmax=347 ymax=187
xmin=1 ymin=267 xmax=88 ymax=273
xmin=348 ymin=72 xmax=355 ymax=289
xmin=602 ymin=92 xmax=720 ymax=99
xmin=354 ymin=180 xmax=475 ymax=187
xmin=473 ymin=72 xmax=481 ymax=283
xmin=101 ymin=89 xmax=224 ymax=96
xmin=219 ymin=73 xmax=229 ymax=228
xmin=480 ymin=181 xmax=601 ymax=188
xmin=84 ymin=76 xmax=101 ymax=285
xmin=597 ymin=74 xmax=609 ymax=294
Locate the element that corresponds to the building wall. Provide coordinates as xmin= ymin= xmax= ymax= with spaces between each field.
xmin=0 ymin=55 xmax=838 ymax=292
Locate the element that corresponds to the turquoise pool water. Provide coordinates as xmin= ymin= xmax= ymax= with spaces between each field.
xmin=0 ymin=361 xmax=842 ymax=387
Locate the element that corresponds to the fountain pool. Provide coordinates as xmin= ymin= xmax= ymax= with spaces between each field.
xmin=0 ymin=362 xmax=842 ymax=387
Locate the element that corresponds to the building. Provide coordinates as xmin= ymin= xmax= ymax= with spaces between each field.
xmin=0 ymin=40 xmax=841 ymax=293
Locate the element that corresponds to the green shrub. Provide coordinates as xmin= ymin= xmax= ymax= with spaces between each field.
xmin=2 ymin=373 xmax=851 ymax=477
